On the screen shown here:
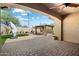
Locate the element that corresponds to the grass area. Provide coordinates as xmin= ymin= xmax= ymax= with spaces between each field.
xmin=0 ymin=33 xmax=28 ymax=45
xmin=0 ymin=36 xmax=8 ymax=45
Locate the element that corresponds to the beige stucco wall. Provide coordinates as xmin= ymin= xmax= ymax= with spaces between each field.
xmin=53 ymin=18 xmax=61 ymax=40
xmin=63 ymin=13 xmax=79 ymax=43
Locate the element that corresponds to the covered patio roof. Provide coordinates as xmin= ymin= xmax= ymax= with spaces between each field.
xmin=1 ymin=3 xmax=79 ymax=20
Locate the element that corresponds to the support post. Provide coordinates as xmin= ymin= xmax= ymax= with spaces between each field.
xmin=61 ymin=19 xmax=64 ymax=41
xmin=61 ymin=14 xmax=67 ymax=41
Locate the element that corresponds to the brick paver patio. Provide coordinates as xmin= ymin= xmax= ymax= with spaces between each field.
xmin=0 ymin=34 xmax=79 ymax=56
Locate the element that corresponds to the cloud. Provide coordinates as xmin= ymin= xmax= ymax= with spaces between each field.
xmin=13 ymin=8 xmax=31 ymax=16
xmin=36 ymin=17 xmax=40 ymax=19
xmin=31 ymin=17 xmax=35 ymax=19
xmin=21 ymin=13 xmax=28 ymax=16
xmin=13 ymin=8 xmax=25 ymax=13
xmin=15 ymin=16 xmax=28 ymax=21
xmin=14 ymin=15 xmax=28 ymax=26
xmin=21 ymin=10 xmax=32 ymax=16
xmin=15 ymin=16 xmax=21 ymax=19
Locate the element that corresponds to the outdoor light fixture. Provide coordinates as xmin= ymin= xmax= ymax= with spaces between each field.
xmin=0 ymin=6 xmax=8 ymax=9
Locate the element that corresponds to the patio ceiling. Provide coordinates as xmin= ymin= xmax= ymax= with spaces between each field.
xmin=17 ymin=3 xmax=79 ymax=19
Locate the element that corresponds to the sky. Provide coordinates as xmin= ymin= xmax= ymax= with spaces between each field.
xmin=9 ymin=8 xmax=54 ymax=27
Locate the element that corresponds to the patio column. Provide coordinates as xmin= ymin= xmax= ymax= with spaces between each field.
xmin=51 ymin=26 xmax=54 ymax=35
xmin=35 ymin=27 xmax=37 ymax=34
xmin=61 ymin=15 xmax=67 ymax=41
xmin=44 ymin=25 xmax=47 ymax=36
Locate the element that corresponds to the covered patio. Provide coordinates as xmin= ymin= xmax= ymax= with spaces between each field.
xmin=0 ymin=3 xmax=79 ymax=56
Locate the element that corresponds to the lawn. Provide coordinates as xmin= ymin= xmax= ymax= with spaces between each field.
xmin=0 ymin=36 xmax=7 ymax=45
xmin=0 ymin=33 xmax=28 ymax=45
xmin=0 ymin=35 xmax=10 ymax=45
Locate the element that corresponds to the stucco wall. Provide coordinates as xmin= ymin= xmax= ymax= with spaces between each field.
xmin=53 ymin=18 xmax=61 ymax=40
xmin=63 ymin=13 xmax=79 ymax=43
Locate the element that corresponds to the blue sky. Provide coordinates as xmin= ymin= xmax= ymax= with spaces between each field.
xmin=10 ymin=8 xmax=54 ymax=27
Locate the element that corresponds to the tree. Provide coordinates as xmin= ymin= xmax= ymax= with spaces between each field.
xmin=0 ymin=9 xmax=20 ymax=26
xmin=0 ymin=9 xmax=20 ymax=35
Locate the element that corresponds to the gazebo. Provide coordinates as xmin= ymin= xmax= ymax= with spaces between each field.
xmin=33 ymin=25 xmax=54 ymax=35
